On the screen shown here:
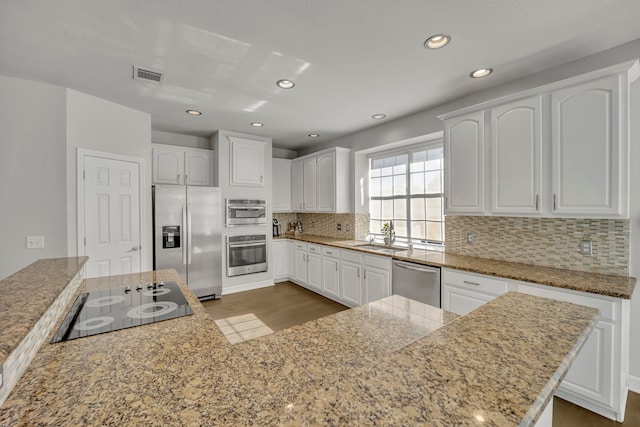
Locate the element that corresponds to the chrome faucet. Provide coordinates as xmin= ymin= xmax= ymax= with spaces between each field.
xmin=386 ymin=220 xmax=396 ymax=247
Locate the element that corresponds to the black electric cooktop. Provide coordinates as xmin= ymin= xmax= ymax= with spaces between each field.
xmin=52 ymin=281 xmax=193 ymax=343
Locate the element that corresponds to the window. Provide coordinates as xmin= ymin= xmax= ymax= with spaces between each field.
xmin=369 ymin=142 xmax=444 ymax=246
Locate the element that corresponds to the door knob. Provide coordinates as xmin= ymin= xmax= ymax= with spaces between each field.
xmin=126 ymin=245 xmax=139 ymax=252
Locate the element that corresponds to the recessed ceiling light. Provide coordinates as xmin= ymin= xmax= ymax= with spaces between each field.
xmin=250 ymin=122 xmax=264 ymax=127
xmin=470 ymin=68 xmax=493 ymax=78
xmin=276 ymin=79 xmax=295 ymax=89
xmin=372 ymin=114 xmax=386 ymax=120
xmin=424 ymin=34 xmax=451 ymax=49
xmin=186 ymin=109 xmax=202 ymax=115
xmin=308 ymin=133 xmax=320 ymax=138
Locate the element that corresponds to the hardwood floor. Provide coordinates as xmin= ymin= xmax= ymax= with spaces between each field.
xmin=201 ymin=282 xmax=639 ymax=426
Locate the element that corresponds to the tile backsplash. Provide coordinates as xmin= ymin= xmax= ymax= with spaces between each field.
xmin=445 ymin=216 xmax=629 ymax=275
xmin=273 ymin=213 xmax=370 ymax=240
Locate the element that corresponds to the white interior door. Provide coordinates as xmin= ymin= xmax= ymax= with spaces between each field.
xmin=83 ymin=155 xmax=141 ymax=278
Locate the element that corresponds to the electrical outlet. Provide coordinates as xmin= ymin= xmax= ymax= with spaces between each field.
xmin=345 ymin=224 xmax=351 ymax=232
xmin=467 ymin=233 xmax=475 ymax=244
xmin=579 ymin=240 xmax=592 ymax=255
xmin=26 ymin=235 xmax=45 ymax=249
xmin=337 ymin=223 xmax=342 ymax=231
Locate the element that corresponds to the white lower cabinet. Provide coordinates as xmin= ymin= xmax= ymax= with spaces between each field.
xmin=363 ymin=255 xmax=391 ymax=304
xmin=340 ymin=249 xmax=363 ymax=307
xmin=273 ymin=240 xmax=288 ymax=282
xmin=441 ymin=268 xmax=510 ymax=316
xmin=306 ymin=245 xmax=323 ymax=291
xmin=293 ymin=242 xmax=307 ymax=284
xmin=516 ymin=281 xmax=628 ymax=422
xmin=321 ymin=247 xmax=340 ymax=298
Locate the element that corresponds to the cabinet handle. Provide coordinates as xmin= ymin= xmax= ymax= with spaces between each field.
xmin=357 ymin=267 xmax=360 ymax=278
xmin=177 ymin=174 xmax=181 ymax=183
xmin=553 ymin=194 xmax=557 ymax=211
xmin=463 ymin=280 xmax=480 ymax=286
xmin=335 ymin=263 xmax=337 ymax=272
xmin=260 ymin=175 xmax=263 ymax=183
xmin=535 ymin=194 xmax=539 ymax=211
xmin=364 ymin=269 xmax=367 ymax=279
xmin=185 ymin=174 xmax=189 ymax=183
xmin=445 ymin=196 xmax=448 ymax=209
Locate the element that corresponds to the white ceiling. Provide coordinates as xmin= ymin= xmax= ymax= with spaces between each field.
xmin=2 ymin=1 xmax=640 ymax=150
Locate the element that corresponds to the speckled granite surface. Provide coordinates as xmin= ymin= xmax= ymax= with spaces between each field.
xmin=1 ymin=270 xmax=598 ymax=426
xmin=0 ymin=257 xmax=88 ymax=363
xmin=276 ymin=234 xmax=636 ymax=299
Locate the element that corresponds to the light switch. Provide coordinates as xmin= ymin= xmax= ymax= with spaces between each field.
xmin=26 ymin=235 xmax=45 ymax=249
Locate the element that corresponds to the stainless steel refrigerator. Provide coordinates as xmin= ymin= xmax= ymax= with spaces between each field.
xmin=153 ymin=185 xmax=222 ymax=300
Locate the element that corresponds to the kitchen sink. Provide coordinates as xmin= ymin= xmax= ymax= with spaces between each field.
xmin=354 ymin=244 xmax=406 ymax=253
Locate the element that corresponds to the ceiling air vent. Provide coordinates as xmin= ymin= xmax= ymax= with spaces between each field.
xmin=133 ymin=66 xmax=163 ymax=84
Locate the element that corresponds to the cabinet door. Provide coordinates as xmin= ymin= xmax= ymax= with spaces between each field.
xmin=491 ymin=96 xmax=542 ymax=214
xmin=306 ymin=252 xmax=322 ymax=291
xmin=322 ymin=256 xmax=340 ymax=298
xmin=302 ymin=157 xmax=317 ymax=211
xmin=340 ymin=260 xmax=362 ymax=306
xmin=363 ymin=266 xmax=390 ymax=304
xmin=272 ymin=158 xmax=292 ymax=212
xmin=153 ymin=147 xmax=184 ymax=185
xmin=294 ymin=250 xmax=307 ymax=284
xmin=441 ymin=284 xmax=494 ymax=316
xmin=316 ymin=151 xmax=336 ymax=212
xmin=291 ymin=159 xmax=304 ymax=212
xmin=273 ymin=241 xmax=288 ymax=282
xmin=229 ymin=137 xmax=265 ymax=186
xmin=551 ymin=75 xmax=622 ymax=216
xmin=184 ymin=149 xmax=213 ymax=186
xmin=286 ymin=240 xmax=295 ymax=278
xmin=444 ymin=111 xmax=485 ymax=214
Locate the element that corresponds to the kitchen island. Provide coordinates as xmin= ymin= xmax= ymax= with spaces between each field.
xmin=0 ymin=268 xmax=598 ymax=426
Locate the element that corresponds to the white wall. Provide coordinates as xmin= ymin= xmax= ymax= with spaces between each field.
xmin=0 ymin=76 xmax=68 ymax=280
xmin=296 ymin=39 xmax=640 ymax=384
xmin=66 ymin=90 xmax=152 ymax=270
xmin=273 ymin=147 xmax=297 ymax=159
xmin=152 ymin=130 xmax=210 ymax=150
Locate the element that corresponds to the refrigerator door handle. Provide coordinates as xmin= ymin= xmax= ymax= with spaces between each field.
xmin=182 ymin=204 xmax=188 ymax=265
xmin=187 ymin=204 xmax=193 ymax=265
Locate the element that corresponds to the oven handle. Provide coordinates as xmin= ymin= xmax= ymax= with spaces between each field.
xmin=182 ymin=204 xmax=187 ymax=266
xmin=228 ymin=242 xmax=266 ymax=249
xmin=187 ymin=204 xmax=192 ymax=265
xmin=228 ymin=206 xmax=265 ymax=211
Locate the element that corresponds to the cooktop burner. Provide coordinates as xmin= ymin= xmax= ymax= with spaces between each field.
xmin=52 ymin=281 xmax=193 ymax=343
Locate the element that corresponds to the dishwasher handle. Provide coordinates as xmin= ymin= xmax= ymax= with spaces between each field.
xmin=392 ymin=261 xmax=438 ymax=274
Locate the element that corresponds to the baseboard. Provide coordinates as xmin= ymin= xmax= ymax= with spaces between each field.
xmin=629 ymin=375 xmax=640 ymax=394
xmin=222 ymin=279 xmax=274 ymax=295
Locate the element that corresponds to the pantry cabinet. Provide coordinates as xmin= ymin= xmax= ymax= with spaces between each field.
xmin=272 ymin=158 xmax=292 ymax=212
xmin=443 ymin=111 xmax=485 ymax=214
xmin=229 ymin=136 xmax=265 ymax=187
xmin=490 ymin=96 xmax=543 ymax=215
xmin=291 ymin=147 xmax=351 ymax=213
xmin=152 ymin=144 xmax=214 ymax=186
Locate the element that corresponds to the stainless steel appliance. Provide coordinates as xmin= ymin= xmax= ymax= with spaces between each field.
xmin=52 ymin=281 xmax=193 ymax=343
xmin=153 ymin=185 xmax=222 ymax=300
xmin=392 ymin=261 xmax=441 ymax=308
xmin=226 ymin=234 xmax=267 ymax=277
xmin=226 ymin=199 xmax=267 ymax=226
xmin=272 ymin=219 xmax=281 ymax=237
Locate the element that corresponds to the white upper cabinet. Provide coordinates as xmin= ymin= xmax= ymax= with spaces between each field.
xmin=152 ymin=144 xmax=213 ymax=186
xmin=551 ymin=75 xmax=625 ymax=217
xmin=291 ymin=159 xmax=304 ymax=211
xmin=316 ymin=151 xmax=336 ymax=212
xmin=440 ymin=60 xmax=637 ymax=219
xmin=302 ymin=157 xmax=317 ymax=211
xmin=229 ymin=136 xmax=265 ymax=187
xmin=272 ymin=158 xmax=292 ymax=212
xmin=490 ymin=96 xmax=543 ymax=215
xmin=291 ymin=147 xmax=351 ymax=213
xmin=444 ymin=111 xmax=485 ymax=214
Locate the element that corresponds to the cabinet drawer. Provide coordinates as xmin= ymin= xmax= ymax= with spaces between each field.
xmin=322 ymin=247 xmax=339 ymax=258
xmin=443 ymin=269 xmax=508 ymax=295
xmin=307 ymin=244 xmax=322 ymax=254
xmin=341 ymin=249 xmax=362 ymax=264
xmin=294 ymin=242 xmax=307 ymax=251
xmin=517 ymin=283 xmax=616 ymax=321
xmin=364 ymin=254 xmax=391 ymax=270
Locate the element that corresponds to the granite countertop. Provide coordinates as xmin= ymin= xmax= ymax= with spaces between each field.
xmin=1 ymin=269 xmax=598 ymax=426
xmin=276 ymin=234 xmax=636 ymax=299
xmin=0 ymin=257 xmax=88 ymax=364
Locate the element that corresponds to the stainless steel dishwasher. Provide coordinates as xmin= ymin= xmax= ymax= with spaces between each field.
xmin=392 ymin=260 xmax=441 ymax=308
